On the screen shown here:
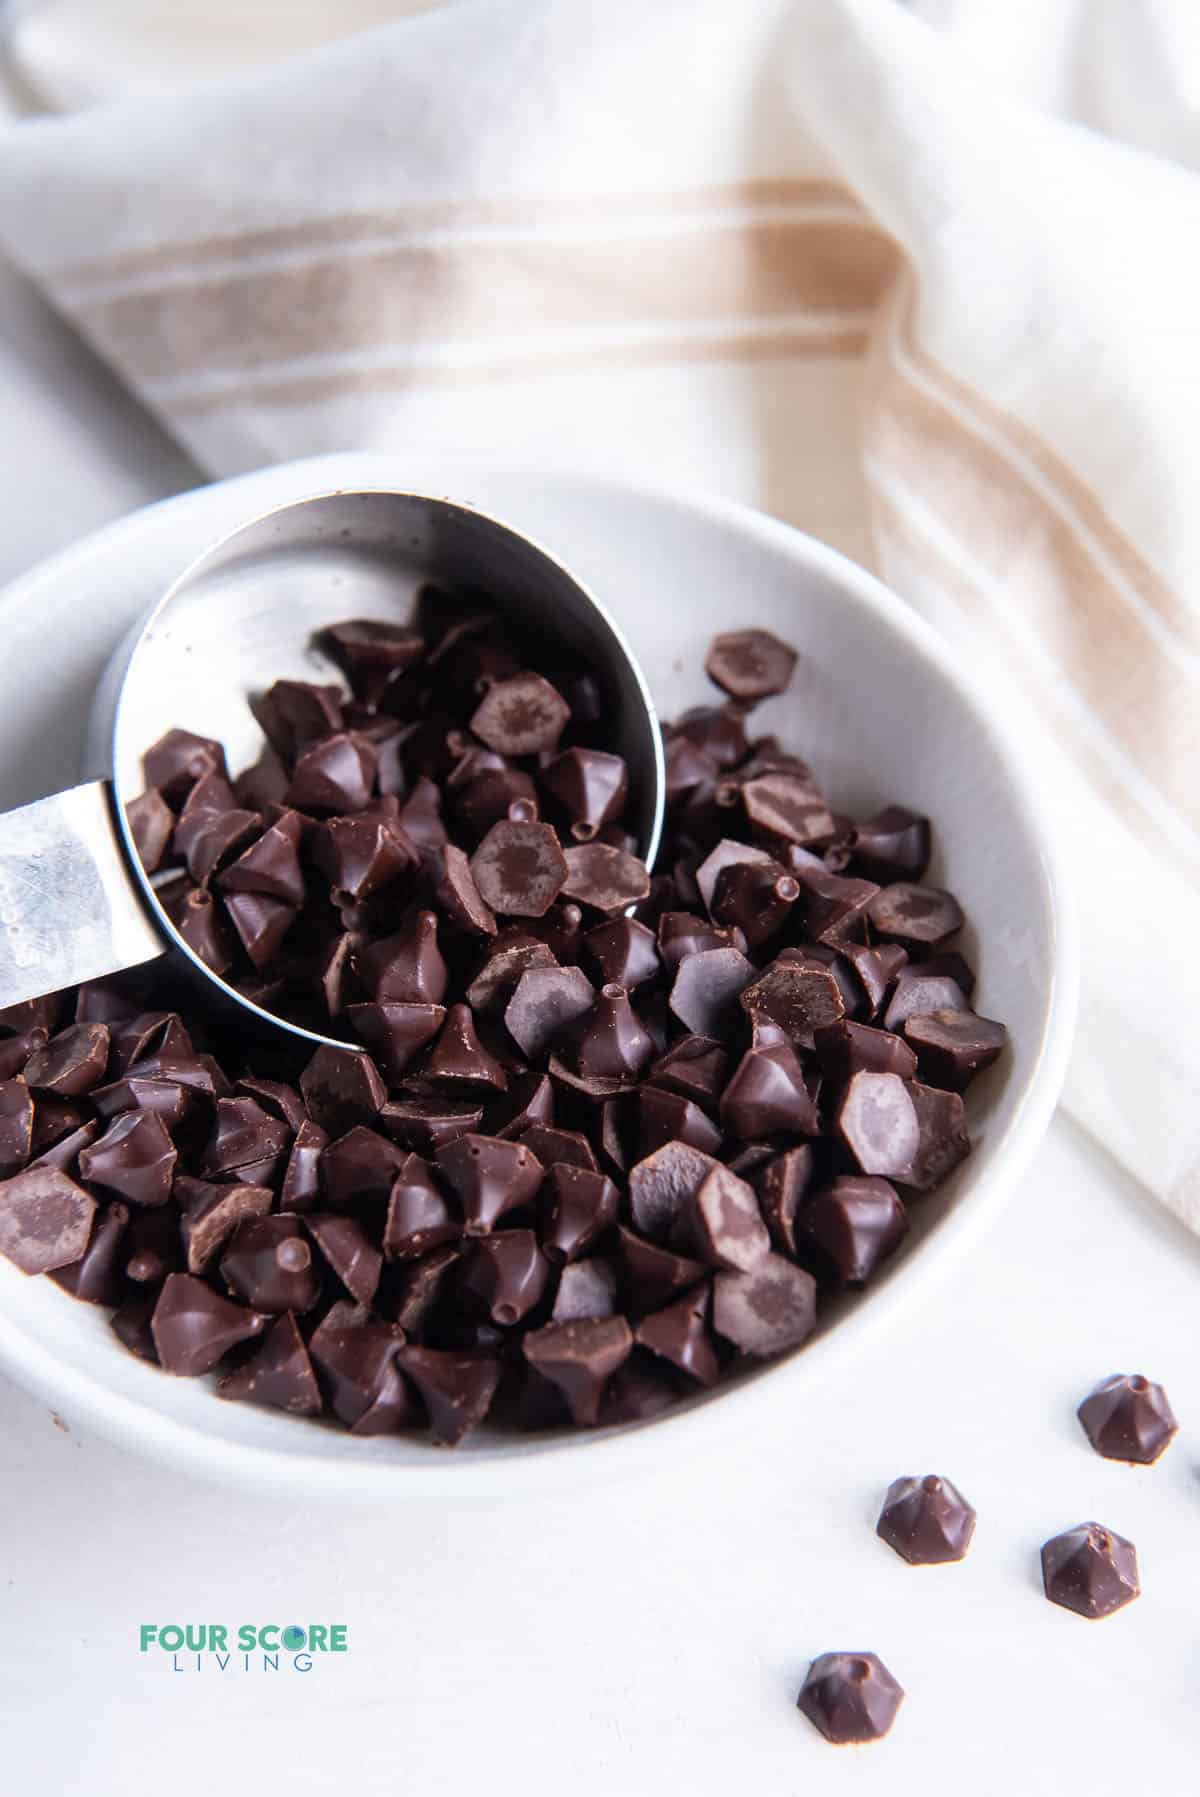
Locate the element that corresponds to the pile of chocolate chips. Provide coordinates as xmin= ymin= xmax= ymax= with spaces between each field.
xmin=0 ymin=611 xmax=1007 ymax=1445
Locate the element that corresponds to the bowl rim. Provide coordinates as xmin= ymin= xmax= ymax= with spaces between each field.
xmin=0 ymin=451 xmax=1079 ymax=1498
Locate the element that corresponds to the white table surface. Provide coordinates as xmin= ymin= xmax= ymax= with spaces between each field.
xmin=0 ymin=194 xmax=1196 ymax=1797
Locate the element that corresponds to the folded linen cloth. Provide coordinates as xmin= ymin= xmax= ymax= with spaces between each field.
xmin=1 ymin=0 xmax=1198 ymax=1226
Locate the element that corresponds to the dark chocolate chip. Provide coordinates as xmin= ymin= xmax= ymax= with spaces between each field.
xmin=721 ymin=1038 xmax=819 ymax=1139
xmin=322 ymin=618 xmax=425 ymax=708
xmin=435 ymin=1133 xmax=543 ymax=1235
xmin=255 ymin=679 xmax=344 ymax=758
xmin=636 ymin=1086 xmax=722 ymax=1160
xmin=741 ymin=774 xmax=835 ymax=848
xmin=797 ymin=1652 xmax=904 ymax=1744
xmin=521 ymin=1315 xmax=633 ymax=1425
xmin=320 ymin=1125 xmax=405 ymax=1207
xmin=635 ymin=1283 xmax=720 ymax=1385
xmin=470 ymin=671 xmax=570 ymax=756
xmin=903 ymin=1080 xmax=970 ymax=1191
xmin=175 ymin=1176 xmax=274 ymax=1274
xmin=1041 ymin=1523 xmax=1140 ymax=1619
xmin=23 ymin=1023 xmax=110 ymax=1096
xmin=200 ymin=1096 xmax=290 ymax=1182
xmin=815 ymin=1019 xmax=917 ymax=1092
xmin=903 ymin=1009 xmax=1007 ymax=1091
xmin=740 ymin=957 xmax=844 ymax=1050
xmin=583 ymin=916 xmax=660 ymax=989
xmin=309 ymin=1302 xmax=409 ymax=1434
xmin=615 ymin=1225 xmax=708 ymax=1314
xmin=217 ymin=1312 xmax=323 ymax=1414
xmin=540 ymin=747 xmax=628 ymax=840
xmin=384 ymin=1152 xmax=460 ymax=1260
xmin=669 ymin=946 xmax=755 ymax=1037
xmin=539 ymin=1164 xmax=619 ymax=1262
xmin=647 ymin=1036 xmax=728 ymax=1111
xmin=674 ymin=705 xmax=750 ymax=771
xmin=0 ymin=1079 xmax=33 ymax=1175
xmin=143 ymin=728 xmax=229 ymax=807
xmin=565 ymin=985 xmax=655 ymax=1083
xmin=673 ymin=1165 xmax=771 ymax=1272
xmin=882 ymin=973 xmax=969 ymax=1033
xmin=469 ymin=819 xmax=568 ymax=918
xmin=346 ymin=1001 xmax=446 ymax=1082
xmin=279 ymin=1119 xmax=328 ymax=1213
xmin=798 ymin=1176 xmax=907 ymax=1286
xmin=851 ymin=806 xmax=931 ymax=882
xmin=867 ymin=881 xmax=964 ymax=948
xmin=387 ymin=1243 xmax=461 ymax=1332
xmin=220 ymin=1214 xmax=322 ymax=1313
xmin=222 ymin=890 xmax=297 ymax=971
xmin=504 ymin=965 xmax=594 ymax=1062
xmin=285 ymin=732 xmax=377 ymax=815
xmin=837 ymin=1072 xmax=920 ymax=1180
xmin=126 ymin=789 xmax=175 ymax=873
xmin=877 ymin=1473 xmax=976 ymax=1564
xmin=78 ymin=1110 xmax=177 ymax=1207
xmin=754 ymin=1145 xmax=813 ymax=1256
xmin=551 ymin=1256 xmax=620 ymax=1321
xmin=712 ymin=1253 xmax=817 ymax=1355
xmin=175 ymin=886 xmax=238 ymax=974
xmin=398 ymin=1346 xmax=502 ymax=1446
xmin=1076 ymin=1374 xmax=1178 ymax=1466
xmin=629 ymin=1140 xmax=722 ymax=1243
xmin=459 ymin=1229 xmax=549 ymax=1325
xmin=704 ymin=628 xmax=797 ymax=702
xmin=50 ymin=1199 xmax=130 ymax=1305
xmin=300 ymin=1044 xmax=387 ymax=1137
xmin=378 ymin=1098 xmax=485 ymax=1154
xmin=711 ymin=861 xmax=801 ymax=949
xmin=0 ymin=1165 xmax=96 ymax=1274
xmin=435 ymin=843 xmax=498 ymax=938
xmin=561 ymin=843 xmax=650 ymax=915
xmin=151 ymin=1273 xmax=267 ymax=1375
xmin=420 ymin=1003 xmax=508 ymax=1095
xmin=305 ymin=1213 xmax=382 ymax=1306
xmin=486 ymin=1072 xmax=555 ymax=1140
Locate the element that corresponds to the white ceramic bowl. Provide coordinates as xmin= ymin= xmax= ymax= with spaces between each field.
xmin=0 ymin=453 xmax=1077 ymax=1496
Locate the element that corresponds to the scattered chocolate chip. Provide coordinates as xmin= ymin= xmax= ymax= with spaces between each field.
xmin=877 ymin=1474 xmax=976 ymax=1564
xmin=279 ymin=1120 xmax=328 ymax=1213
xmin=837 ymin=1072 xmax=920 ymax=1180
xmin=1041 ymin=1523 xmax=1140 ymax=1620
xmin=285 ymin=732 xmax=377 ymax=815
xmin=144 ymin=729 xmax=229 ymax=807
xmin=379 ymin=1097 xmax=485 ymax=1154
xmin=797 ymin=1652 xmax=904 ymax=1745
xmin=583 ymin=917 xmax=660 ymax=989
xmin=519 ymin=1124 xmax=598 ymax=1173
xmin=851 ymin=806 xmax=931 ymax=882
xmin=1076 ymin=1373 xmax=1178 ymax=1465
xmin=0 ymin=1080 xmax=33 ymax=1176
xmin=903 ymin=1080 xmax=971 ymax=1192
xmin=881 ymin=973 xmax=969 ymax=1033
xmin=636 ymin=1086 xmax=721 ymax=1160
xmin=754 ymin=1146 xmax=813 ymax=1256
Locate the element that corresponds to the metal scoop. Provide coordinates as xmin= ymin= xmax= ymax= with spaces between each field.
xmin=0 ymin=489 xmax=666 ymax=1047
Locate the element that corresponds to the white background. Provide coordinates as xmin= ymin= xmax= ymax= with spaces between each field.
xmin=0 ymin=79 xmax=1197 ymax=1797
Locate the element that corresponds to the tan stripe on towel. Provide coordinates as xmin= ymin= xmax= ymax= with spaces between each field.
xmin=63 ymin=214 xmax=894 ymax=386
xmin=864 ymin=279 xmax=1200 ymax=838
xmin=52 ymin=179 xmax=860 ymax=292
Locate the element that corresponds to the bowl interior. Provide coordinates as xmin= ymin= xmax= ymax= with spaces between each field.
xmin=0 ymin=464 xmax=1066 ymax=1490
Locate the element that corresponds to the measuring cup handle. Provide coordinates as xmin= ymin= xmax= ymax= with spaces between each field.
xmin=0 ymin=782 xmax=164 ymax=1010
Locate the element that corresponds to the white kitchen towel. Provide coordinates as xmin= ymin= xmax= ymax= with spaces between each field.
xmin=1 ymin=0 xmax=1199 ymax=1226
